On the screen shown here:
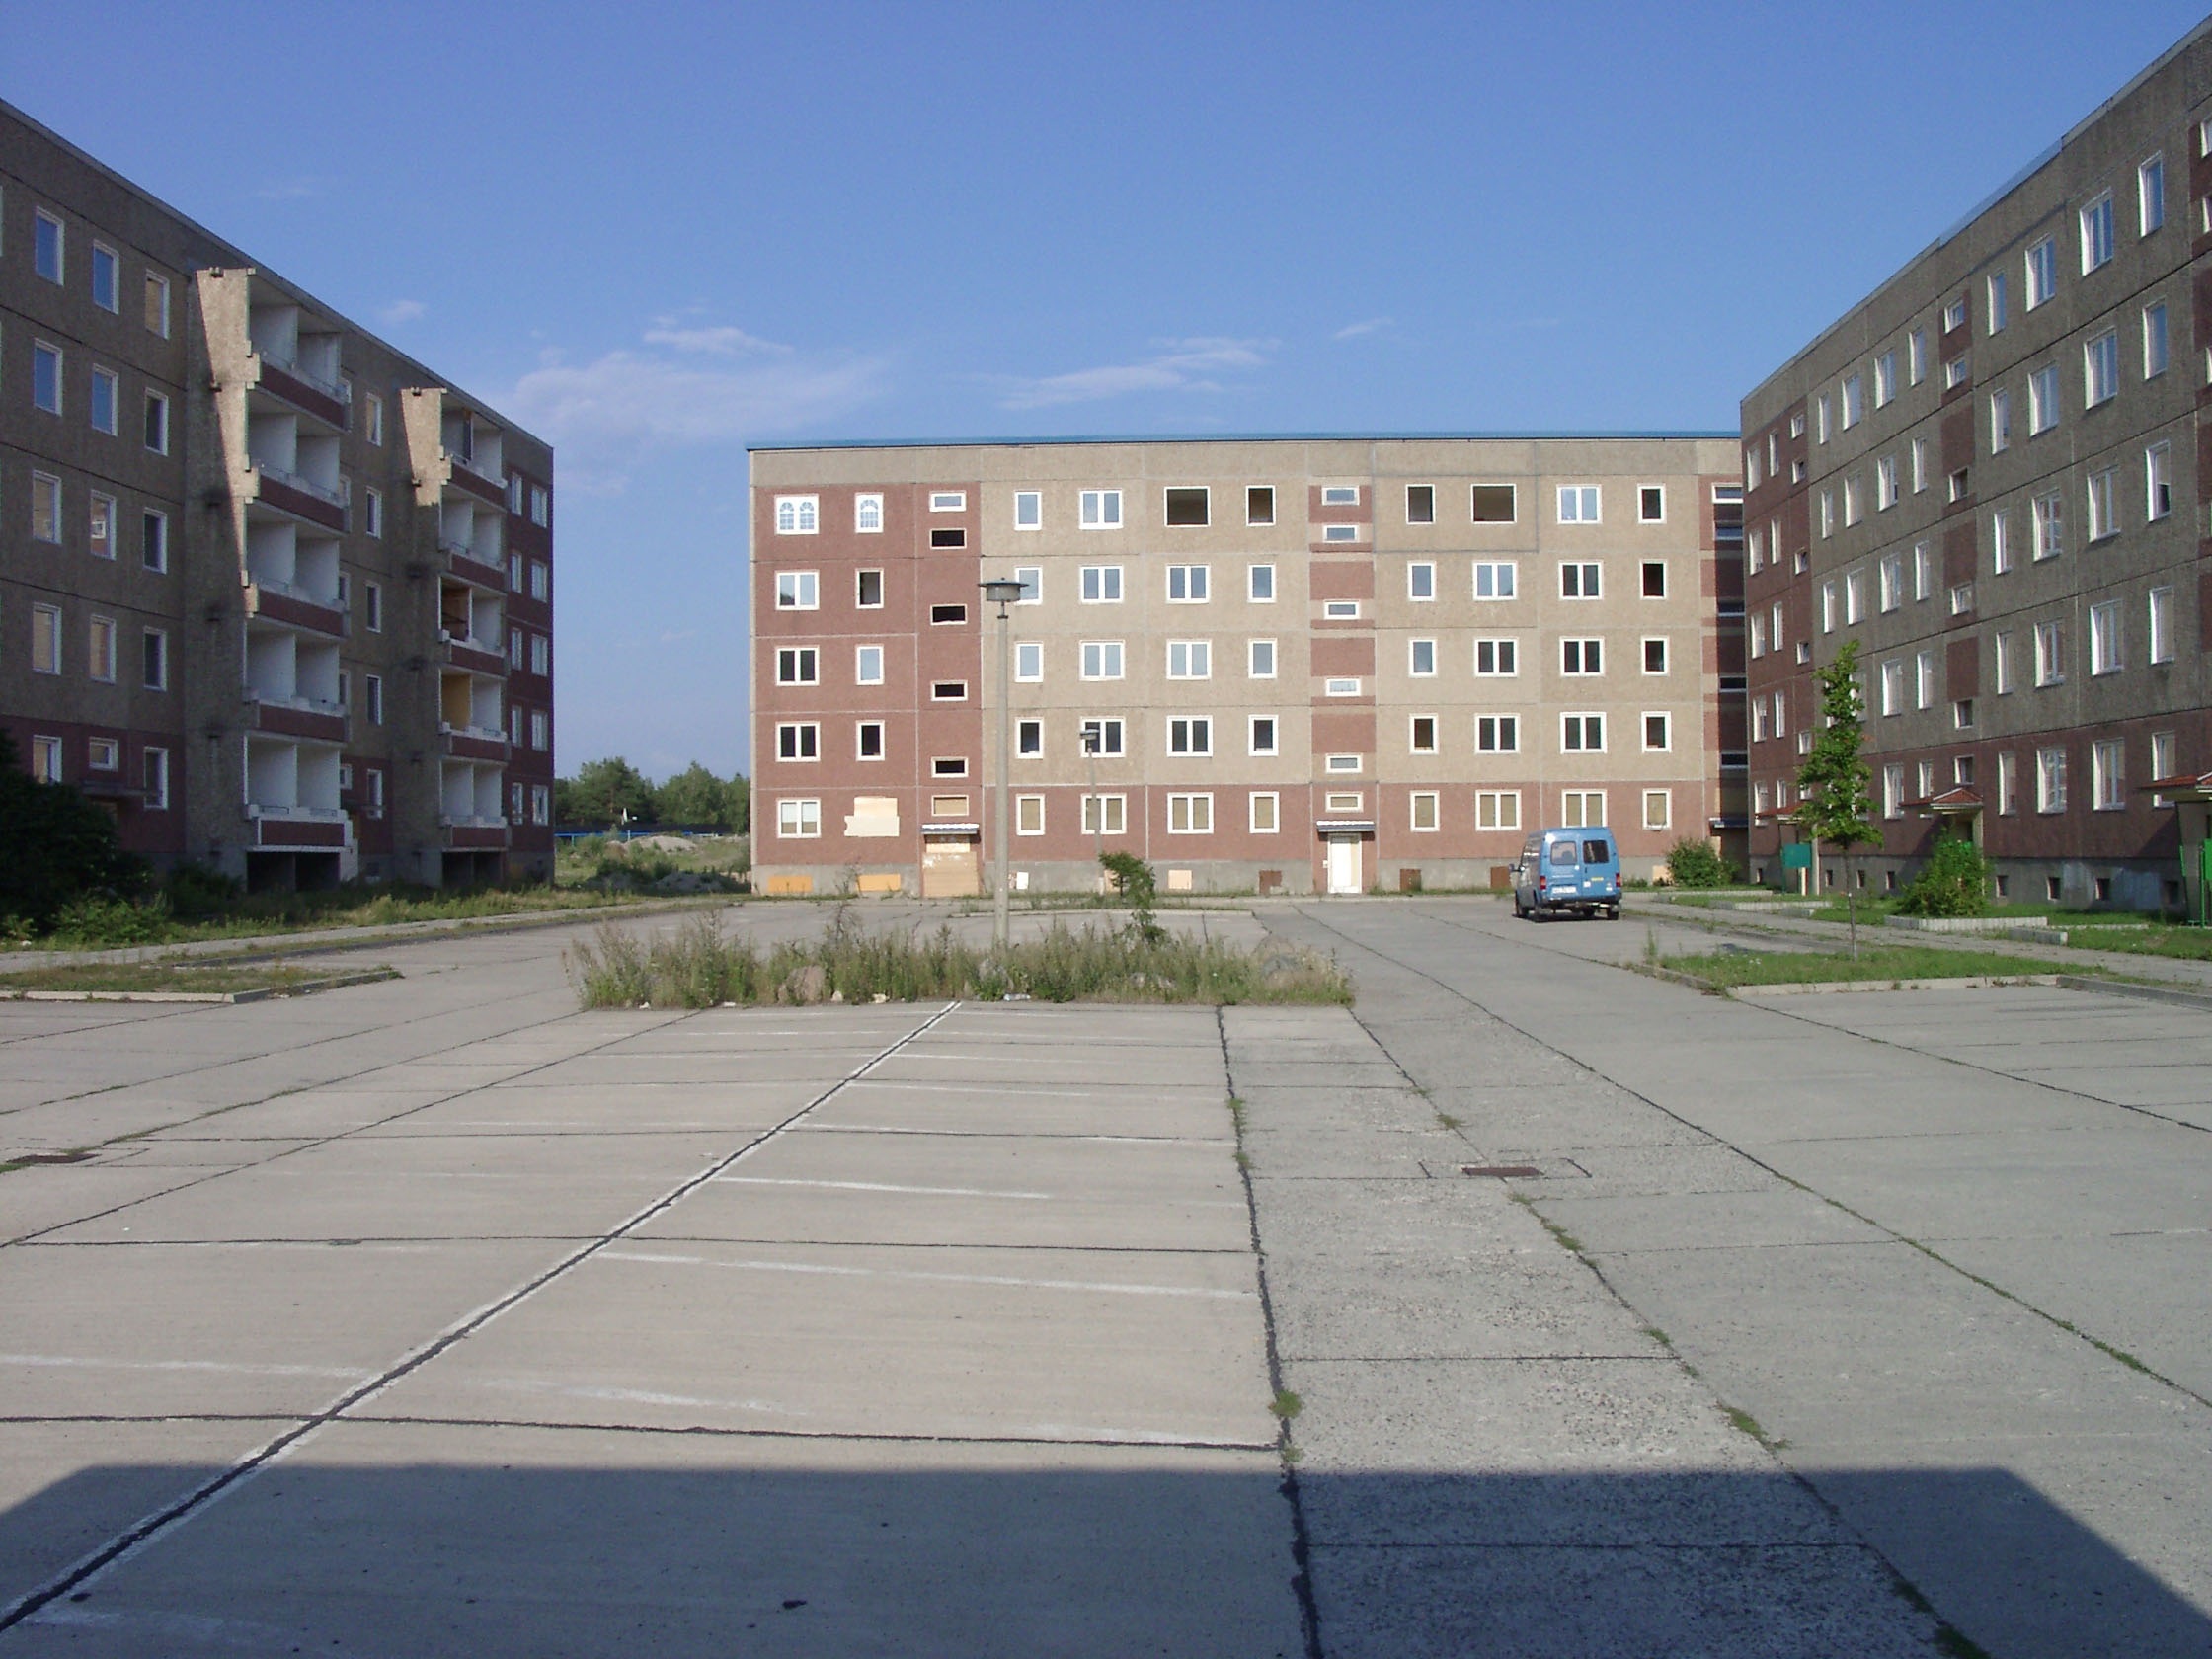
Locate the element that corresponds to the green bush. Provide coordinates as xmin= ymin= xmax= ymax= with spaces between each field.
xmin=162 ymin=864 xmax=244 ymax=921
xmin=1663 ymin=838 xmax=1737 ymax=889
xmin=1895 ymin=835 xmax=1992 ymax=917
xmin=49 ymin=894 xmax=173 ymax=946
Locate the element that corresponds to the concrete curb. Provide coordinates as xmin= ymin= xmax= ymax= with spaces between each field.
xmin=0 ymin=897 xmax=725 ymax=976
xmin=0 ymin=967 xmax=400 ymax=1005
xmin=1729 ymin=974 xmax=2063 ymax=997
xmin=2058 ymin=973 xmax=2212 ymax=1011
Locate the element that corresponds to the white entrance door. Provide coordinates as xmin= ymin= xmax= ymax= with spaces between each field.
xmin=1325 ymin=835 xmax=1362 ymax=895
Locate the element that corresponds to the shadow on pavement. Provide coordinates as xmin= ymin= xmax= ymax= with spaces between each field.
xmin=2 ymin=1460 xmax=2206 ymax=1656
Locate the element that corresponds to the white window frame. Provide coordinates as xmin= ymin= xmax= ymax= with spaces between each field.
xmin=1248 ymin=715 xmax=1279 ymax=757
xmin=1641 ymin=712 xmax=1671 ymax=752
xmin=774 ymin=495 xmax=820 ymax=535
xmin=1473 ymin=638 xmax=1519 ymax=677
xmin=1079 ymin=489 xmax=1123 ymax=529
xmin=1560 ymin=712 xmax=1605 ymax=753
xmin=855 ymin=492 xmax=884 ymax=533
xmin=2089 ymin=600 xmax=2122 ymax=675
xmin=2036 ymin=747 xmax=2067 ymax=814
xmin=1408 ymin=561 xmax=1436 ymax=600
xmin=1472 ymin=561 xmax=1517 ymax=600
xmin=1410 ymin=790 xmax=1441 ymax=832
xmin=1079 ymin=565 xmax=1123 ymax=604
xmin=1475 ymin=789 xmax=1521 ymax=831
xmin=1015 ymin=642 xmax=1043 ymax=683
xmin=777 ymin=798 xmax=823 ymax=838
xmin=1561 ymin=638 xmax=1602 ymax=676
xmin=2150 ymin=586 xmax=2176 ymax=665
xmin=2084 ymin=330 xmax=2119 ymax=408
xmin=776 ymin=722 xmax=821 ymax=762
xmin=1559 ymin=562 xmax=1600 ymax=599
xmin=929 ymin=491 xmax=966 ymax=513
xmin=2144 ymin=301 xmax=2170 ymax=378
xmin=1165 ymin=565 xmax=1210 ymax=603
xmin=1557 ymin=485 xmax=1601 ymax=523
xmin=1016 ymin=794 xmax=1046 ymax=836
xmin=1474 ymin=715 xmax=1519 ymax=753
xmin=1165 ymin=639 xmax=1212 ymax=680
xmin=1250 ymin=791 xmax=1280 ymax=833
xmin=1167 ymin=717 xmax=1214 ymax=758
xmin=1248 ymin=638 xmax=1277 ymax=679
xmin=2080 ymin=191 xmax=2115 ymax=274
xmin=1248 ymin=563 xmax=1276 ymax=602
xmin=855 ymin=645 xmax=886 ymax=685
xmin=2140 ymin=153 xmax=2167 ymax=235
xmin=1409 ymin=638 xmax=1437 ymax=677
xmin=1080 ymin=640 xmax=1125 ymax=681
xmin=1082 ymin=794 xmax=1127 ymax=835
xmin=1166 ymin=793 xmax=1213 ymax=834
xmin=775 ymin=570 xmax=819 ymax=610
xmin=2025 ymin=236 xmax=2058 ymax=308
xmin=1080 ymin=718 xmax=1126 ymax=757
xmin=1013 ymin=490 xmax=1042 ymax=531
xmin=1560 ymin=790 xmax=1606 ymax=828
xmin=1642 ymin=790 xmax=1671 ymax=831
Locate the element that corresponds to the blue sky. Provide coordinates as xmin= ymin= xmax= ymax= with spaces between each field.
xmin=7 ymin=2 xmax=2204 ymax=777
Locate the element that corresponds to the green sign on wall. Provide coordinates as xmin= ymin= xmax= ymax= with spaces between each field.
xmin=1780 ymin=842 xmax=1814 ymax=869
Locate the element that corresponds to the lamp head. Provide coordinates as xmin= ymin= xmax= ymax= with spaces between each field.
xmin=979 ymin=577 xmax=1025 ymax=607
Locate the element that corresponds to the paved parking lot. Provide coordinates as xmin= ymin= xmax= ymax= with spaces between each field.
xmin=1 ymin=900 xmax=2208 ymax=1656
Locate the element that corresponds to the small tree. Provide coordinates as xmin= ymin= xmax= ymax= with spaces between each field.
xmin=654 ymin=762 xmax=734 ymax=830
xmin=1796 ymin=640 xmax=1879 ymax=956
xmin=564 ymin=756 xmax=656 ymax=829
xmin=0 ymin=730 xmax=147 ymax=930
xmin=1098 ymin=850 xmax=1163 ymax=944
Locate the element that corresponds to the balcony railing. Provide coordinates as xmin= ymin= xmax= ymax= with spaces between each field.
xmin=437 ymin=628 xmax=500 ymax=655
xmin=253 ymin=461 xmax=347 ymax=508
xmin=248 ymin=688 xmax=345 ymax=716
xmin=247 ymin=802 xmax=347 ymax=822
xmin=245 ymin=571 xmax=343 ymax=609
xmin=439 ymin=721 xmax=508 ymax=744
xmin=258 ymin=351 xmax=352 ymax=403
xmin=439 ymin=813 xmax=509 ymax=830
xmin=444 ymin=447 xmax=503 ymax=486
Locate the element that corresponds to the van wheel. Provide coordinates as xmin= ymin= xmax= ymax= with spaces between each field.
xmin=1512 ymin=895 xmax=1526 ymax=918
xmin=1606 ymin=906 xmax=1621 ymax=921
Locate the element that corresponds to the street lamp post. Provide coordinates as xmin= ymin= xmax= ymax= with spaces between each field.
xmin=1083 ymin=728 xmax=1102 ymax=872
xmin=980 ymin=577 xmax=1026 ymax=952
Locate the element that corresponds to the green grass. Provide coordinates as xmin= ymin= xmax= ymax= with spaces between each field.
xmin=1656 ymin=944 xmax=2073 ymax=990
xmin=567 ymin=911 xmax=1355 ymax=1009
xmin=8 ymin=883 xmax=665 ymax=952
xmin=0 ymin=962 xmax=388 ymax=996
xmin=2062 ymin=922 xmax=2212 ymax=960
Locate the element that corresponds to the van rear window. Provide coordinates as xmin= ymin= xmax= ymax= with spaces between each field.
xmin=1549 ymin=842 xmax=1580 ymax=867
xmin=1582 ymin=840 xmax=1613 ymax=863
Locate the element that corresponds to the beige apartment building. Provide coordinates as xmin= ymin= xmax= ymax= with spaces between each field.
xmin=750 ymin=436 xmax=1743 ymax=897
xmin=1743 ymin=20 xmax=2212 ymax=909
xmin=1 ymin=100 xmax=556 ymax=888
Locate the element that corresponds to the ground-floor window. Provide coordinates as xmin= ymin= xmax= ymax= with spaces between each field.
xmin=1410 ymin=791 xmax=1440 ymax=831
xmin=1016 ymin=794 xmax=1045 ymax=834
xmin=1476 ymin=790 xmax=1520 ymax=830
xmin=778 ymin=798 xmax=822 ymax=837
xmin=1561 ymin=790 xmax=1605 ymax=827
xmin=1167 ymin=793 xmax=1212 ymax=833
xmin=1642 ymin=790 xmax=1670 ymax=830
xmin=1082 ymin=794 xmax=1126 ymax=835
xmin=1250 ymin=792 xmax=1279 ymax=833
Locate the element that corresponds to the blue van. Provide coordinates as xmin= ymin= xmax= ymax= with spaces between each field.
xmin=1513 ymin=828 xmax=1622 ymax=921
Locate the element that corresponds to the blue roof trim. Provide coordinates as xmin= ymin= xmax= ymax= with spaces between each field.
xmin=750 ymin=430 xmax=1737 ymax=453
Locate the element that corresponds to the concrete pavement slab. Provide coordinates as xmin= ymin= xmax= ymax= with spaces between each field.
xmin=804 ymin=1077 xmax=1226 ymax=1139
xmin=363 ymin=1239 xmax=1274 ymax=1447
xmin=6 ymin=1421 xmax=1305 ymax=1659
xmin=636 ymin=1131 xmax=1250 ymax=1251
xmin=0 ymin=1166 xmax=216 ymax=1245
xmin=39 ymin=1131 xmax=739 ymax=1244
xmin=1533 ymin=1186 xmax=1895 ymax=1255
xmin=0 ymin=1238 xmax=557 ymax=1417
xmin=1305 ymin=1540 xmax=1942 ymax=1659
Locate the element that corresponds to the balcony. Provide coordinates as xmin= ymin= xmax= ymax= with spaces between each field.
xmin=440 ymin=815 xmax=512 ymax=850
xmin=246 ymin=578 xmax=348 ymax=638
xmin=440 ymin=722 xmax=510 ymax=762
xmin=439 ymin=535 xmax=507 ymax=589
xmin=249 ymin=802 xmax=349 ymax=849
xmin=443 ymin=448 xmax=506 ymax=505
xmin=440 ymin=631 xmax=507 ymax=676
xmin=253 ymin=352 xmax=350 ymax=429
xmin=251 ymin=462 xmax=348 ymax=533
xmin=250 ymin=691 xmax=348 ymax=744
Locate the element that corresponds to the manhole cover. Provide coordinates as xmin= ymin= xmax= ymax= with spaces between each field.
xmin=1462 ymin=1164 xmax=1542 ymax=1179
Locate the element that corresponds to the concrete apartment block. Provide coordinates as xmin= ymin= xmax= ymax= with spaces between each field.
xmin=1742 ymin=20 xmax=2211 ymax=910
xmin=750 ymin=436 xmax=1743 ymax=898
xmin=0 ymin=99 xmax=556 ymax=889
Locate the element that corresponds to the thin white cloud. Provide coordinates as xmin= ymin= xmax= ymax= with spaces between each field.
xmin=640 ymin=322 xmax=791 ymax=356
xmin=377 ymin=298 xmax=428 ymax=326
xmin=255 ymin=178 xmax=330 ymax=201
xmin=993 ymin=337 xmax=1273 ymax=411
xmin=1333 ymin=316 xmax=1392 ymax=340
xmin=500 ymin=327 xmax=886 ymax=494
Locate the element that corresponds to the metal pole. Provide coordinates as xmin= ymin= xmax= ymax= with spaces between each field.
xmin=1087 ymin=733 xmax=1102 ymax=875
xmin=992 ymin=596 xmax=1011 ymax=951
